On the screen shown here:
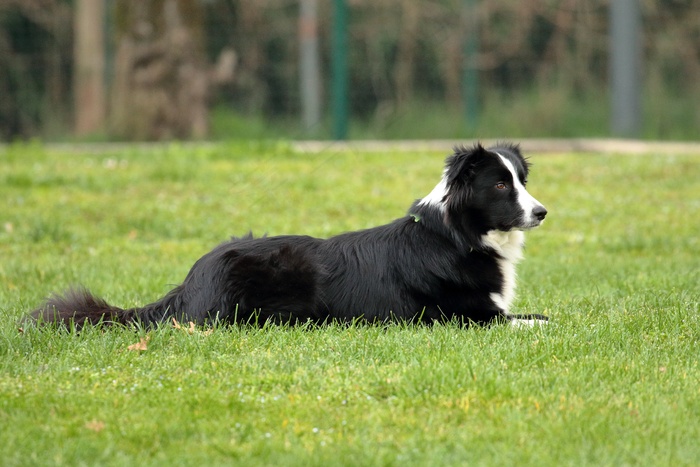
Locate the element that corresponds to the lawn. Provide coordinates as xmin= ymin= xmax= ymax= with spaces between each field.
xmin=0 ymin=141 xmax=699 ymax=466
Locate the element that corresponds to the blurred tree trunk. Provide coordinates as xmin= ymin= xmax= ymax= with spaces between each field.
xmin=110 ymin=0 xmax=208 ymax=140
xmin=393 ymin=1 xmax=418 ymax=109
xmin=74 ymin=0 xmax=105 ymax=136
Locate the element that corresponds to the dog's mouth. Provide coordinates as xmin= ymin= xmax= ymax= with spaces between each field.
xmin=522 ymin=218 xmax=545 ymax=230
xmin=505 ymin=216 xmax=545 ymax=232
xmin=496 ymin=222 xmax=540 ymax=233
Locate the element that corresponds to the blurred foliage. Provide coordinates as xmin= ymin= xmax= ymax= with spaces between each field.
xmin=0 ymin=0 xmax=72 ymax=139
xmin=0 ymin=0 xmax=698 ymax=140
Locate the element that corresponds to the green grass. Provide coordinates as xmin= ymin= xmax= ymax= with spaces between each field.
xmin=1 ymin=141 xmax=699 ymax=466
xmin=208 ymin=85 xmax=700 ymax=141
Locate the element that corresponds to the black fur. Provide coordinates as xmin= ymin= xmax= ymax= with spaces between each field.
xmin=29 ymin=143 xmax=548 ymax=329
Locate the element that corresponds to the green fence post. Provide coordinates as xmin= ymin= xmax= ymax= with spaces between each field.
xmin=332 ymin=0 xmax=348 ymax=140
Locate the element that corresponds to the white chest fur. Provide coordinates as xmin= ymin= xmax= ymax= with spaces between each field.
xmin=481 ymin=230 xmax=525 ymax=314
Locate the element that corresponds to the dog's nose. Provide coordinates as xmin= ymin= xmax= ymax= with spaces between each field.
xmin=533 ymin=205 xmax=547 ymax=221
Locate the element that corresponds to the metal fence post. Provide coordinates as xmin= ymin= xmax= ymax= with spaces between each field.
xmin=610 ymin=0 xmax=642 ymax=137
xmin=332 ymin=0 xmax=348 ymax=140
xmin=299 ymin=0 xmax=321 ymax=134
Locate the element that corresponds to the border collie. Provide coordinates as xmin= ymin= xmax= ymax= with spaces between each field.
xmin=30 ymin=143 xmax=547 ymax=329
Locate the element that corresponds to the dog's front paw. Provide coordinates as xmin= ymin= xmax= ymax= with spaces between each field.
xmin=508 ymin=314 xmax=548 ymax=328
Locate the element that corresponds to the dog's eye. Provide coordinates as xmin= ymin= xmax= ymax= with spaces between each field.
xmin=495 ymin=182 xmax=508 ymax=190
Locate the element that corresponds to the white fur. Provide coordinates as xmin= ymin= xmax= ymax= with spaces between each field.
xmin=417 ymin=170 xmax=448 ymax=212
xmin=482 ymin=229 xmax=524 ymax=313
xmin=496 ymin=153 xmax=545 ymax=226
xmin=509 ymin=318 xmax=548 ymax=328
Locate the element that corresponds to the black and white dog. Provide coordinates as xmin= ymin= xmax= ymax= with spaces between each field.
xmin=31 ymin=143 xmax=548 ymax=329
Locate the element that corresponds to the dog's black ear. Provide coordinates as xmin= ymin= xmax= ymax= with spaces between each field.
xmin=445 ymin=143 xmax=489 ymax=186
xmin=441 ymin=144 xmax=490 ymax=217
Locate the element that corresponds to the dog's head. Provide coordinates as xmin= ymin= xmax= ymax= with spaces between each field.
xmin=418 ymin=143 xmax=547 ymax=233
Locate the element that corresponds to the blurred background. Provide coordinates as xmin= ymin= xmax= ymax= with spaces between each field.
xmin=0 ymin=0 xmax=697 ymax=142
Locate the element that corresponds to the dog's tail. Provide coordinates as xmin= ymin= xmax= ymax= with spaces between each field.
xmin=28 ymin=287 xmax=139 ymax=329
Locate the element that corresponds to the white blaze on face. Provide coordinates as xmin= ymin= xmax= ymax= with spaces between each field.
xmin=496 ymin=153 xmax=545 ymax=226
xmin=417 ymin=169 xmax=448 ymax=212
